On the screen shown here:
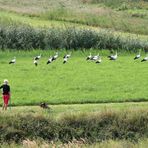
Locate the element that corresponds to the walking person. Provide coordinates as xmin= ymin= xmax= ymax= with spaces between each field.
xmin=0 ymin=79 xmax=11 ymax=110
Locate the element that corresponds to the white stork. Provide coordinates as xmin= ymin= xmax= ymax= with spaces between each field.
xmin=47 ymin=56 xmax=53 ymax=64
xmin=86 ymin=53 xmax=92 ymax=60
xmin=141 ymin=55 xmax=148 ymax=62
xmin=33 ymin=58 xmax=38 ymax=66
xmin=96 ymin=57 xmax=102 ymax=64
xmin=134 ymin=50 xmax=141 ymax=60
xmin=52 ymin=52 xmax=58 ymax=61
xmin=63 ymin=57 xmax=68 ymax=64
xmin=109 ymin=51 xmax=118 ymax=60
xmin=91 ymin=53 xmax=99 ymax=61
xmin=34 ymin=54 xmax=41 ymax=60
xmin=9 ymin=57 xmax=16 ymax=64
xmin=63 ymin=52 xmax=71 ymax=59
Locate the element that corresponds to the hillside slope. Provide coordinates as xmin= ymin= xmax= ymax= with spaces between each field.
xmin=0 ymin=0 xmax=148 ymax=35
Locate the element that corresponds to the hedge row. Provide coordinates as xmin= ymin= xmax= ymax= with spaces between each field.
xmin=0 ymin=24 xmax=147 ymax=51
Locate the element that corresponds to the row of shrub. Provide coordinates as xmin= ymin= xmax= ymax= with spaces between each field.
xmin=0 ymin=24 xmax=147 ymax=51
xmin=0 ymin=109 xmax=147 ymax=143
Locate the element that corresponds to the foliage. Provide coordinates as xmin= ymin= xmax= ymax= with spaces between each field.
xmin=0 ymin=24 xmax=147 ymax=50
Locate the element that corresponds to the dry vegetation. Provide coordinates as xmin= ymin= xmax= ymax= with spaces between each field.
xmin=0 ymin=107 xmax=147 ymax=144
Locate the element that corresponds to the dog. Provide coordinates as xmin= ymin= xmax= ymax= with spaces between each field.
xmin=40 ymin=102 xmax=50 ymax=109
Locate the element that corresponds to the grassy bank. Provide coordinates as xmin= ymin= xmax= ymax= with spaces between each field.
xmin=0 ymin=107 xmax=147 ymax=143
xmin=0 ymin=50 xmax=148 ymax=105
xmin=0 ymin=103 xmax=148 ymax=146
xmin=40 ymin=8 xmax=148 ymax=35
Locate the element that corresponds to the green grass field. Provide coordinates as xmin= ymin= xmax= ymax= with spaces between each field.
xmin=0 ymin=50 xmax=147 ymax=105
xmin=0 ymin=1 xmax=147 ymax=105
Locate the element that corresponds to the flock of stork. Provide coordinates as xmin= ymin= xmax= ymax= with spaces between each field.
xmin=33 ymin=52 xmax=71 ymax=66
xmin=8 ymin=50 xmax=148 ymax=66
xmin=86 ymin=50 xmax=148 ymax=63
xmin=8 ymin=52 xmax=71 ymax=66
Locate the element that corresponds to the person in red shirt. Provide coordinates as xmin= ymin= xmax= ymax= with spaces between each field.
xmin=0 ymin=79 xmax=10 ymax=110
